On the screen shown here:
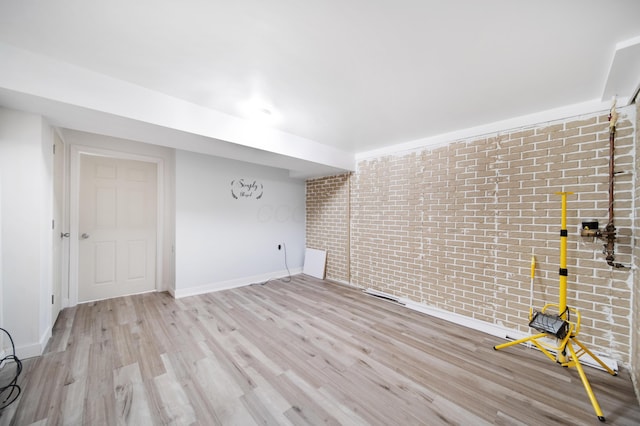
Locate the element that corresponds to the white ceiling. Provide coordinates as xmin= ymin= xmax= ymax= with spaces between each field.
xmin=1 ymin=0 xmax=640 ymax=177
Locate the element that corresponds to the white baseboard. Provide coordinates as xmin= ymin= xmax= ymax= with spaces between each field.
xmin=364 ymin=288 xmax=619 ymax=372
xmin=11 ymin=325 xmax=52 ymax=360
xmin=172 ymin=268 xmax=302 ymax=299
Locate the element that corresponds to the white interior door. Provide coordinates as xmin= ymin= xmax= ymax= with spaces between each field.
xmin=78 ymin=155 xmax=157 ymax=302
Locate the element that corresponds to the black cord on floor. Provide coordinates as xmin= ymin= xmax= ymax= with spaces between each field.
xmin=0 ymin=328 xmax=22 ymax=410
xmin=251 ymin=243 xmax=292 ymax=286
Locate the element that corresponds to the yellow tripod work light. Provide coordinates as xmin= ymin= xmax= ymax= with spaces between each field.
xmin=493 ymin=192 xmax=617 ymax=422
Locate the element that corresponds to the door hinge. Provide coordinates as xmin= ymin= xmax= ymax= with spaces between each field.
xmin=52 ymin=219 xmax=55 ymax=230
xmin=51 ymin=294 xmax=54 ymax=305
xmin=53 ymin=143 xmax=56 ymax=155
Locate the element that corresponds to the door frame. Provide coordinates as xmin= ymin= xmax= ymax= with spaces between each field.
xmin=69 ymin=145 xmax=165 ymax=306
xmin=52 ymin=130 xmax=66 ymax=322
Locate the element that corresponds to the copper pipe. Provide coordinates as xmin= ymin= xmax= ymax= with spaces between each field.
xmin=604 ymin=104 xmax=624 ymax=268
xmin=607 ymin=124 xmax=615 ymax=227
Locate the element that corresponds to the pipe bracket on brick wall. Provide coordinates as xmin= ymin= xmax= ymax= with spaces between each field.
xmin=580 ymin=100 xmax=628 ymax=269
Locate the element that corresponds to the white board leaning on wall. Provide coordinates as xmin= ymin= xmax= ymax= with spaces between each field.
xmin=303 ymin=248 xmax=326 ymax=279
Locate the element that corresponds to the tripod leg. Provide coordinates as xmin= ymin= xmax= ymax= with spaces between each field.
xmin=494 ymin=333 xmax=547 ymax=350
xmin=572 ymin=337 xmax=617 ymax=376
xmin=567 ymin=342 xmax=606 ymax=422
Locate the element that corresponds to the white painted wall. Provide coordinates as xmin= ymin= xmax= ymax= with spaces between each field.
xmin=0 ymin=167 xmax=3 ymax=338
xmin=0 ymin=169 xmax=4 ymax=359
xmin=0 ymin=107 xmax=53 ymax=357
xmin=0 ymin=109 xmax=305 ymax=354
xmin=175 ymin=150 xmax=305 ymax=297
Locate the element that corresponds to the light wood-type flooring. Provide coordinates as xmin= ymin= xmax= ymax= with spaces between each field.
xmin=1 ymin=275 xmax=639 ymax=425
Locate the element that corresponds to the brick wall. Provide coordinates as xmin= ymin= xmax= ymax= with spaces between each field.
xmin=307 ymin=106 xmax=636 ymax=364
xmin=306 ymin=174 xmax=350 ymax=282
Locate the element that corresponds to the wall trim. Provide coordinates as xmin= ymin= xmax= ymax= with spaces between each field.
xmin=172 ymin=268 xmax=302 ymax=299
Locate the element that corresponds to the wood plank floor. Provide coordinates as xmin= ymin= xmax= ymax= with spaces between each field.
xmin=1 ymin=275 xmax=639 ymax=425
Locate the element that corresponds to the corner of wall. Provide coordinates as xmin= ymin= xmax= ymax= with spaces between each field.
xmin=38 ymin=119 xmax=54 ymax=356
xmin=0 ymin=109 xmax=53 ymax=359
xmin=632 ymin=99 xmax=640 ymax=405
xmin=305 ymin=173 xmax=352 ymax=283
xmin=0 ymin=164 xmax=3 ymax=352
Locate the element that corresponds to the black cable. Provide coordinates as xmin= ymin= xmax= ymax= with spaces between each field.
xmin=0 ymin=328 xmax=22 ymax=410
xmin=281 ymin=243 xmax=292 ymax=283
xmin=250 ymin=242 xmax=292 ymax=286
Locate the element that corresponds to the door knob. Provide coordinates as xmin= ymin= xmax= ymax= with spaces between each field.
xmin=81 ymin=233 xmax=90 ymax=239
xmin=61 ymin=232 xmax=70 ymax=238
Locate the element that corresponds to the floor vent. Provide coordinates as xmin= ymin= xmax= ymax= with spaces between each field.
xmin=363 ymin=288 xmax=405 ymax=305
